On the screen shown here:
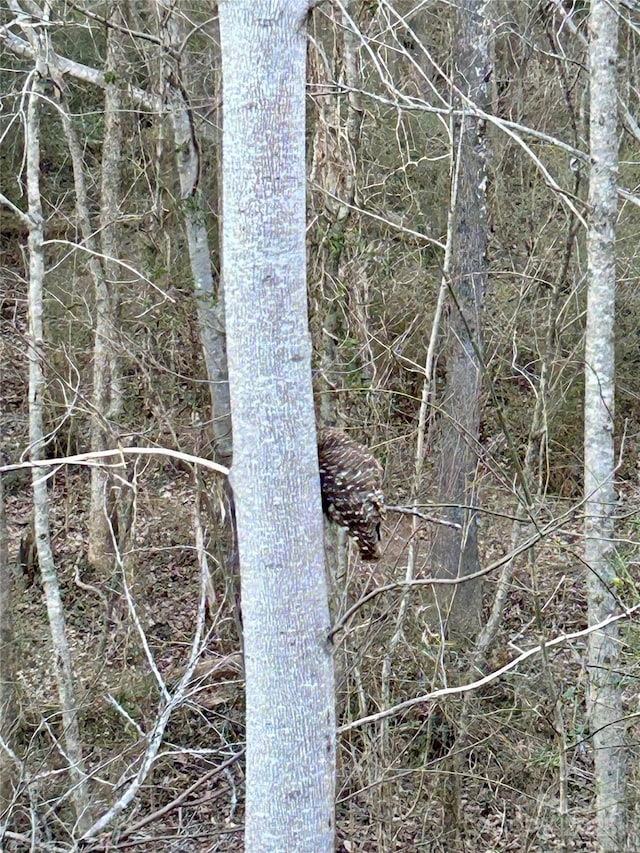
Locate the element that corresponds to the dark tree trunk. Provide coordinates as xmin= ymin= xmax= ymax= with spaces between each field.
xmin=431 ymin=0 xmax=490 ymax=638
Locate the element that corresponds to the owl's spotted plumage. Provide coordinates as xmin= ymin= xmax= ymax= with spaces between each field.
xmin=317 ymin=428 xmax=385 ymax=561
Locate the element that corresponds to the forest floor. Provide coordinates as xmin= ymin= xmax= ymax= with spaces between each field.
xmin=5 ymin=457 xmax=640 ymax=852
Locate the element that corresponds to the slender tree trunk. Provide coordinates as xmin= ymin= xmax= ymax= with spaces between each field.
xmin=0 ymin=473 xmax=15 ymax=813
xmin=308 ymin=1 xmax=364 ymax=427
xmin=156 ymin=0 xmax=232 ymax=467
xmin=88 ymin=9 xmax=125 ymax=572
xmin=219 ymin=3 xmax=335 ymax=851
xmin=431 ymin=0 xmax=490 ymax=638
xmin=584 ymin=2 xmax=625 ymax=851
xmin=24 ymin=65 xmax=92 ymax=836
xmin=153 ymin=0 xmax=238 ymax=636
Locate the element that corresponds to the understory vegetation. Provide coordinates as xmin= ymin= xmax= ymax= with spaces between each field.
xmin=1 ymin=1 xmax=640 ymax=850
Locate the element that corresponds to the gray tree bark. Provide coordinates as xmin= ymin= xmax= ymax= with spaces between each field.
xmin=431 ymin=0 xmax=490 ymax=638
xmin=219 ymin=2 xmax=336 ymax=851
xmin=88 ymin=9 xmax=126 ymax=572
xmin=23 ymin=58 xmax=92 ymax=835
xmin=307 ymin=1 xmax=364 ymax=428
xmin=584 ymin=2 xmax=626 ymax=850
xmin=0 ymin=473 xmax=15 ymax=812
xmin=155 ymin=0 xmax=233 ymax=467
xmin=1 ymin=5 xmax=233 ymax=471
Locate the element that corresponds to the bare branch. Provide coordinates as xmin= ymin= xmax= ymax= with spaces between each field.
xmin=0 ymin=192 xmax=31 ymax=226
xmin=65 ymin=0 xmax=170 ymax=52
xmin=0 ymin=24 xmax=159 ymax=110
xmin=386 ymin=505 xmax=461 ymax=529
xmin=0 ymin=446 xmax=229 ymax=478
xmin=339 ymin=604 xmax=640 ymax=732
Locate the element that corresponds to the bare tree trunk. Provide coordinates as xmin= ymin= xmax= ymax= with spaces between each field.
xmin=24 ymin=63 xmax=92 ymax=836
xmin=155 ymin=0 xmax=232 ymax=467
xmin=0 ymin=473 xmax=15 ymax=812
xmin=219 ymin=2 xmax=335 ymax=851
xmin=308 ymin=1 xmax=364 ymax=427
xmin=431 ymin=0 xmax=490 ymax=638
xmin=88 ymin=9 xmax=125 ymax=572
xmin=584 ymin=2 xmax=626 ymax=850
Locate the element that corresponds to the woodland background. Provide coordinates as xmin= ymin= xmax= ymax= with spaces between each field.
xmin=1 ymin=1 xmax=640 ymax=851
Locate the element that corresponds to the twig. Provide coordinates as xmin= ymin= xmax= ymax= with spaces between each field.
xmin=339 ymin=604 xmax=640 ymax=732
xmin=0 ymin=446 xmax=229 ymax=478
xmin=100 ymin=749 xmax=245 ymax=845
xmin=78 ymin=498 xmax=217 ymax=842
xmin=0 ymin=191 xmax=32 ymax=226
xmin=329 ymin=501 xmax=584 ymax=640
xmin=386 ymin=505 xmax=461 ymax=529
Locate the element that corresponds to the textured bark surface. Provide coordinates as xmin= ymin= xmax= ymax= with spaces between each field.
xmin=584 ymin=2 xmax=625 ymax=851
xmin=0 ymin=473 xmax=15 ymax=811
xmin=219 ymin=2 xmax=335 ymax=852
xmin=431 ymin=0 xmax=489 ymax=638
xmin=307 ymin=3 xmax=364 ymax=427
xmin=88 ymin=10 xmax=125 ymax=572
xmin=24 ymin=67 xmax=92 ymax=835
xmin=158 ymin=0 xmax=232 ymax=468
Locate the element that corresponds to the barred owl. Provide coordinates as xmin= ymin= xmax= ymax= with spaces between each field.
xmin=317 ymin=428 xmax=385 ymax=561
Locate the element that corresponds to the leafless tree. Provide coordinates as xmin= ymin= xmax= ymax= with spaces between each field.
xmin=430 ymin=0 xmax=490 ymax=637
xmin=21 ymin=37 xmax=92 ymax=833
xmin=154 ymin=0 xmax=232 ymax=468
xmin=584 ymin=1 xmax=626 ymax=850
xmin=219 ymin=1 xmax=336 ymax=850
xmin=88 ymin=9 xmax=126 ymax=573
xmin=0 ymin=473 xmax=15 ymax=812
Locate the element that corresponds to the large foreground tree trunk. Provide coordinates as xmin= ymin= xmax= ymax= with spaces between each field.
xmin=219 ymin=2 xmax=335 ymax=852
xmin=584 ymin=2 xmax=626 ymax=850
